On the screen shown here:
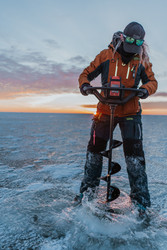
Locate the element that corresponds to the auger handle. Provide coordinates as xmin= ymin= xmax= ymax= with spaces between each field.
xmin=85 ymin=86 xmax=142 ymax=105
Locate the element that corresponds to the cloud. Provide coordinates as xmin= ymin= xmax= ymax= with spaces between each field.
xmin=44 ymin=39 xmax=61 ymax=49
xmin=0 ymin=50 xmax=81 ymax=99
xmin=68 ymin=56 xmax=88 ymax=65
xmin=141 ymin=101 xmax=167 ymax=109
xmin=1 ymin=46 xmax=166 ymax=103
xmin=153 ymin=92 xmax=167 ymax=97
xmin=80 ymin=104 xmax=97 ymax=108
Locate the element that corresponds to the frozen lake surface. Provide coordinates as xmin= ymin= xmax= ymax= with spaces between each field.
xmin=0 ymin=113 xmax=167 ymax=249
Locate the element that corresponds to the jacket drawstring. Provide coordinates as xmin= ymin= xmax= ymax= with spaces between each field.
xmin=115 ymin=58 xmax=119 ymax=76
xmin=126 ymin=62 xmax=131 ymax=79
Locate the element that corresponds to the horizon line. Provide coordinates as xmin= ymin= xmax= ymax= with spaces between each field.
xmin=0 ymin=111 xmax=166 ymax=116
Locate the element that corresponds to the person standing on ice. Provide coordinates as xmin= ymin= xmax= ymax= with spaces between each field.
xmin=75 ymin=22 xmax=158 ymax=213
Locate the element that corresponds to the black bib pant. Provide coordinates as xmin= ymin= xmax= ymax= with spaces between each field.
xmin=80 ymin=114 xmax=151 ymax=208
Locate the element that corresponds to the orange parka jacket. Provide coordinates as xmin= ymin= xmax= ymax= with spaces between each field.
xmin=78 ymin=44 xmax=158 ymax=117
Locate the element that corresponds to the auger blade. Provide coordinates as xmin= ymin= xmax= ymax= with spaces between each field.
xmin=112 ymin=140 xmax=122 ymax=149
xmin=100 ymin=140 xmax=122 ymax=158
xmin=110 ymin=162 xmax=121 ymax=175
xmin=100 ymin=175 xmax=108 ymax=182
xmin=107 ymin=186 xmax=120 ymax=202
xmin=100 ymin=150 xmax=110 ymax=158
xmin=101 ymin=162 xmax=121 ymax=182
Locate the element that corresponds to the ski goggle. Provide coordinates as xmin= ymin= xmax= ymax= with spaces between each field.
xmin=123 ymin=35 xmax=144 ymax=46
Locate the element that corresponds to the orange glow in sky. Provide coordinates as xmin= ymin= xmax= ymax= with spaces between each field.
xmin=0 ymin=103 xmax=166 ymax=115
xmin=0 ymin=91 xmax=166 ymax=115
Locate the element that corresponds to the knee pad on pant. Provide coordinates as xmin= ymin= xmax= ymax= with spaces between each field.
xmin=80 ymin=151 xmax=103 ymax=193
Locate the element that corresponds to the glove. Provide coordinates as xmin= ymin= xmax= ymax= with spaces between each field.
xmin=137 ymin=88 xmax=149 ymax=99
xmin=80 ymin=83 xmax=93 ymax=96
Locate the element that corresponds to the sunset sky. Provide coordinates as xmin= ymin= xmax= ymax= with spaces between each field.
xmin=0 ymin=0 xmax=167 ymax=115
